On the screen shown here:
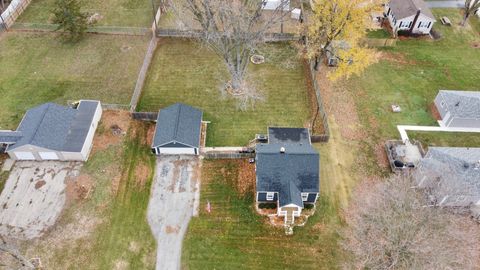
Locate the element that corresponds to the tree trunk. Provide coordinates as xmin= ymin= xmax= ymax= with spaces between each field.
xmin=462 ymin=12 xmax=470 ymax=26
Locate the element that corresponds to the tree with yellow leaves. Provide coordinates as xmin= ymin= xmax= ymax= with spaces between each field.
xmin=304 ymin=0 xmax=381 ymax=80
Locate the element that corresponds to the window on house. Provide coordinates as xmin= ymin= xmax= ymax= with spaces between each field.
xmin=387 ymin=8 xmax=391 ymax=16
xmin=399 ymin=21 xmax=403 ymax=28
xmin=441 ymin=101 xmax=446 ymax=108
xmin=266 ymin=192 xmax=274 ymax=201
xmin=408 ymin=21 xmax=412 ymax=28
xmin=427 ymin=22 xmax=431 ymax=28
xmin=301 ymin=193 xmax=308 ymax=201
xmin=418 ymin=21 xmax=422 ymax=28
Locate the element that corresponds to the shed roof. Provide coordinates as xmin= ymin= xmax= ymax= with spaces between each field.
xmin=152 ymin=103 xmax=203 ymax=148
xmin=256 ymin=128 xmax=319 ymax=208
xmin=7 ymin=101 xmax=100 ymax=152
xmin=389 ymin=0 xmax=435 ymax=20
xmin=438 ymin=90 xmax=480 ymax=119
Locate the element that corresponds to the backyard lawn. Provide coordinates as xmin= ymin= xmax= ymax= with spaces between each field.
xmin=17 ymin=0 xmax=161 ymax=27
xmin=0 ymin=32 xmax=148 ymax=129
xmin=182 ymin=159 xmax=342 ymax=270
xmin=342 ymin=8 xmax=480 ymax=149
xmin=138 ymin=38 xmax=312 ymax=146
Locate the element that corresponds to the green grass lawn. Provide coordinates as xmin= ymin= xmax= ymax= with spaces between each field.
xmin=343 ymin=8 xmax=480 ymax=149
xmin=23 ymin=122 xmax=157 ymax=269
xmin=0 ymin=32 xmax=148 ymax=129
xmin=366 ymin=28 xmax=390 ymax=38
xmin=182 ymin=159 xmax=342 ymax=269
xmin=17 ymin=0 xmax=161 ymax=27
xmin=409 ymin=131 xmax=480 ymax=148
xmin=470 ymin=15 xmax=480 ymax=34
xmin=138 ymin=38 xmax=312 ymax=146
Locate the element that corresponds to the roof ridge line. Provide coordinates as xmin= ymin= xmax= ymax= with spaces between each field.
xmin=173 ymin=104 xmax=182 ymax=142
xmin=28 ymin=103 xmax=51 ymax=144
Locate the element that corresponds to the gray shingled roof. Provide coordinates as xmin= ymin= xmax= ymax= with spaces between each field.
xmin=438 ymin=90 xmax=480 ymax=119
xmin=152 ymin=103 xmax=203 ymax=148
xmin=389 ymin=0 xmax=435 ymax=20
xmin=256 ymin=128 xmax=319 ymax=208
xmin=268 ymin=127 xmax=311 ymax=144
xmin=7 ymin=101 xmax=100 ymax=152
xmin=0 ymin=131 xmax=23 ymax=144
xmin=417 ymin=147 xmax=480 ymax=207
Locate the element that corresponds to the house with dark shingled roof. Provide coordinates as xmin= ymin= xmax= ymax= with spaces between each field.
xmin=255 ymin=127 xmax=319 ymax=225
xmin=0 ymin=100 xmax=102 ymax=161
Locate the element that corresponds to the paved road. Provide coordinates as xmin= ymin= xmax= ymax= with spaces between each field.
xmin=0 ymin=161 xmax=81 ymax=239
xmin=426 ymin=1 xmax=463 ymax=8
xmin=147 ymin=155 xmax=201 ymax=270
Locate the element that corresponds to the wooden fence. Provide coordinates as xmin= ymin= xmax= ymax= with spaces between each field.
xmin=307 ymin=61 xmax=330 ymax=143
xmin=203 ymin=152 xmax=255 ymax=159
xmin=129 ymin=37 xmax=159 ymax=112
xmin=0 ymin=0 xmax=31 ymax=29
xmin=131 ymin=112 xmax=158 ymax=121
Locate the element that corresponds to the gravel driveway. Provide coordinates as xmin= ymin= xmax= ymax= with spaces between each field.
xmin=147 ymin=155 xmax=201 ymax=270
xmin=0 ymin=161 xmax=81 ymax=239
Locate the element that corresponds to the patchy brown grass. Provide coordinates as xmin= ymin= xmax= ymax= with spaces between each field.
xmin=91 ymin=110 xmax=131 ymax=155
xmin=236 ymin=159 xmax=256 ymax=196
xmin=134 ymin=163 xmax=150 ymax=189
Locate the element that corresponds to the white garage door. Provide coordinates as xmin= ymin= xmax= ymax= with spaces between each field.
xmin=15 ymin=152 xmax=36 ymax=160
xmin=39 ymin=152 xmax=59 ymax=160
xmin=159 ymin=147 xmax=196 ymax=155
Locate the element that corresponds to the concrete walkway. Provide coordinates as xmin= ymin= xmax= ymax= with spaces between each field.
xmin=147 ymin=156 xmax=201 ymax=270
xmin=397 ymin=125 xmax=480 ymax=142
xmin=426 ymin=1 xmax=463 ymax=8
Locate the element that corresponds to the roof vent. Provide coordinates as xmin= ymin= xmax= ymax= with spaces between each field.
xmin=474 ymin=161 xmax=480 ymax=170
xmin=280 ymin=147 xmax=286 ymax=153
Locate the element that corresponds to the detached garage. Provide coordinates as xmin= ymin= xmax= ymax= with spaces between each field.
xmin=151 ymin=103 xmax=203 ymax=156
xmin=1 ymin=100 xmax=102 ymax=161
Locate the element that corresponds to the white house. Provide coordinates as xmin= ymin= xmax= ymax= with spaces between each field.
xmin=262 ymin=0 xmax=290 ymax=11
xmin=0 ymin=100 xmax=102 ymax=161
xmin=434 ymin=90 xmax=480 ymax=128
xmin=384 ymin=0 xmax=436 ymax=35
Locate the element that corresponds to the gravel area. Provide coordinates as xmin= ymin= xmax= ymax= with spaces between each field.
xmin=147 ymin=155 xmax=201 ymax=270
xmin=0 ymin=161 xmax=81 ymax=239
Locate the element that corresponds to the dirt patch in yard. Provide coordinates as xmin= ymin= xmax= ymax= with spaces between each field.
xmin=134 ymin=163 xmax=150 ymax=188
xmin=91 ymin=110 xmax=131 ymax=155
xmin=146 ymin=124 xmax=155 ymax=146
xmin=429 ymin=102 xmax=442 ymax=120
xmin=472 ymin=42 xmax=480 ymax=48
xmin=374 ymin=143 xmax=389 ymax=169
xmin=236 ymin=160 xmax=255 ymax=196
xmin=35 ymin=180 xmax=46 ymax=189
xmin=65 ymin=174 xmax=94 ymax=203
xmin=381 ymin=51 xmax=418 ymax=65
xmin=165 ymin=225 xmax=180 ymax=234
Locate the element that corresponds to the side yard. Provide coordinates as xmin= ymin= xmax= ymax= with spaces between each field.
xmin=0 ymin=32 xmax=149 ymax=129
xmin=17 ymin=112 xmax=157 ymax=269
xmin=138 ymin=38 xmax=313 ymax=146
xmin=339 ymin=8 xmax=480 ymax=164
xmin=16 ymin=0 xmax=162 ymax=27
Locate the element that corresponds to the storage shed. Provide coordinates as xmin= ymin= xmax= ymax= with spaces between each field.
xmin=151 ymin=103 xmax=203 ymax=155
xmin=1 ymin=100 xmax=102 ymax=161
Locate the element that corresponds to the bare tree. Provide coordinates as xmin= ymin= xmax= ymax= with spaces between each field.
xmin=462 ymin=0 xmax=480 ymax=26
xmin=342 ymin=175 xmax=480 ymax=269
xmin=0 ymin=235 xmax=35 ymax=269
xmin=172 ymin=0 xmax=289 ymax=109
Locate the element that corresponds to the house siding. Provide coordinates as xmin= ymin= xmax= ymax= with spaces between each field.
xmin=434 ymin=93 xmax=448 ymax=119
xmin=384 ymin=5 xmax=434 ymax=35
xmin=80 ymin=102 xmax=102 ymax=161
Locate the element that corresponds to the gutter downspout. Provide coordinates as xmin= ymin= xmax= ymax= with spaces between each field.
xmin=409 ymin=8 xmax=421 ymax=35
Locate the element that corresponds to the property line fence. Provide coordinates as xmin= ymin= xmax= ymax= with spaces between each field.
xmin=307 ymin=61 xmax=330 ymax=143
xmin=129 ymin=36 xmax=159 ymax=112
xmin=157 ymin=28 xmax=299 ymax=42
xmin=131 ymin=112 xmax=158 ymax=121
xmin=10 ymin=23 xmax=151 ymax=36
xmin=362 ymin=38 xmax=397 ymax=47
xmin=203 ymin=152 xmax=255 ymax=159
xmin=0 ymin=0 xmax=31 ymax=29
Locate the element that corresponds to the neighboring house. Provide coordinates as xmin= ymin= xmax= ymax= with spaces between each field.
xmin=0 ymin=100 xmax=102 ymax=161
xmin=384 ymin=0 xmax=436 ymax=35
xmin=151 ymin=103 xmax=203 ymax=155
xmin=415 ymin=147 xmax=480 ymax=208
xmin=256 ymin=127 xmax=320 ymax=225
xmin=434 ymin=90 xmax=480 ymax=128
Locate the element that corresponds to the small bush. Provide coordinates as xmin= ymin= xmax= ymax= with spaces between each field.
xmin=258 ymin=203 xmax=277 ymax=209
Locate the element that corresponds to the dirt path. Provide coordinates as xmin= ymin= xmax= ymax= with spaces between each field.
xmin=147 ymin=155 xmax=201 ymax=270
xmin=0 ymin=161 xmax=81 ymax=239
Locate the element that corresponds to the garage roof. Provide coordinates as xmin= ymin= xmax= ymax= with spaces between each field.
xmin=7 ymin=101 xmax=100 ymax=152
xmin=152 ymin=103 xmax=203 ymax=148
xmin=389 ymin=0 xmax=435 ymax=20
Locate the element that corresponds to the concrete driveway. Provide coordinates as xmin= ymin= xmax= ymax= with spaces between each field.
xmin=147 ymin=155 xmax=201 ymax=270
xmin=426 ymin=1 xmax=463 ymax=8
xmin=0 ymin=161 xmax=81 ymax=239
